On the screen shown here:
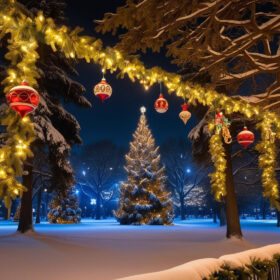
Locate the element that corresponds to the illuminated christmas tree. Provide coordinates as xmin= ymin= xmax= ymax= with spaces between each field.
xmin=48 ymin=187 xmax=81 ymax=224
xmin=115 ymin=107 xmax=173 ymax=225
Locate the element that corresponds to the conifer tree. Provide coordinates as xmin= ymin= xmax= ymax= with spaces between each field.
xmin=48 ymin=187 xmax=81 ymax=224
xmin=0 ymin=0 xmax=91 ymax=232
xmin=115 ymin=107 xmax=173 ymax=225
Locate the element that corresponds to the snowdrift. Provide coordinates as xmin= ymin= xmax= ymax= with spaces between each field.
xmin=118 ymin=243 xmax=280 ymax=280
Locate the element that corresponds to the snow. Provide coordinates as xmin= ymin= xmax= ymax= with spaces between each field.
xmin=220 ymin=243 xmax=280 ymax=269
xmin=0 ymin=218 xmax=279 ymax=280
xmin=118 ymin=258 xmax=223 ymax=280
xmin=119 ymin=243 xmax=280 ymax=280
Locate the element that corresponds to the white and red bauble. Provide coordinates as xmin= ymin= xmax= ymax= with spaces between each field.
xmin=237 ymin=126 xmax=255 ymax=148
xmin=179 ymin=103 xmax=191 ymax=124
xmin=6 ymin=80 xmax=40 ymax=118
xmin=93 ymin=78 xmax=112 ymax=102
xmin=154 ymin=94 xmax=168 ymax=113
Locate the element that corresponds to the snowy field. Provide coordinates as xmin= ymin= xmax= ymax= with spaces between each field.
xmin=0 ymin=218 xmax=279 ymax=280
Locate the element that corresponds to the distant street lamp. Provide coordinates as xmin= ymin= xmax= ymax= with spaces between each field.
xmin=90 ymin=198 xmax=97 ymax=205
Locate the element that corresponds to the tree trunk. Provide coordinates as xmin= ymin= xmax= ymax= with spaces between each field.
xmin=96 ymin=193 xmax=101 ymax=220
xmin=4 ymin=206 xmax=11 ymax=220
xmin=219 ymin=203 xmax=226 ymax=227
xmin=260 ymin=200 xmax=267 ymax=220
xmin=277 ymin=210 xmax=280 ymax=227
xmin=180 ymin=195 xmax=186 ymax=220
xmin=262 ymin=209 xmax=266 ymax=220
xmin=213 ymin=206 xmax=217 ymax=223
xmin=35 ymin=188 xmax=42 ymax=224
xmin=45 ymin=192 xmax=49 ymax=220
xmin=224 ymin=143 xmax=243 ymax=238
xmin=17 ymin=157 xmax=34 ymax=233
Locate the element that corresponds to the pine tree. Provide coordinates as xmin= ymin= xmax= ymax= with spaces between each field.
xmin=48 ymin=187 xmax=81 ymax=224
xmin=115 ymin=107 xmax=173 ymax=225
xmin=0 ymin=0 xmax=91 ymax=232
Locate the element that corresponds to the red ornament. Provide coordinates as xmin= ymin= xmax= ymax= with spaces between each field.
xmin=6 ymin=80 xmax=40 ymax=118
xmin=179 ymin=103 xmax=191 ymax=124
xmin=215 ymin=110 xmax=224 ymax=125
xmin=93 ymin=78 xmax=112 ymax=102
xmin=237 ymin=126 xmax=255 ymax=148
xmin=154 ymin=94 xmax=168 ymax=113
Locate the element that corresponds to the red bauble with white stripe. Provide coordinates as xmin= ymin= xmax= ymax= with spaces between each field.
xmin=93 ymin=78 xmax=112 ymax=102
xmin=237 ymin=126 xmax=255 ymax=148
xmin=6 ymin=80 xmax=40 ymax=118
xmin=154 ymin=94 xmax=168 ymax=113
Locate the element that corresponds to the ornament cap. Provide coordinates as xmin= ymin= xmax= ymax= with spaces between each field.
xmin=181 ymin=103 xmax=189 ymax=111
xmin=159 ymin=94 xmax=164 ymax=98
xmin=21 ymin=80 xmax=29 ymax=86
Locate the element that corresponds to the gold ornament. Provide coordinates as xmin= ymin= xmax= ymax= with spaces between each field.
xmin=179 ymin=104 xmax=191 ymax=125
xmin=265 ymin=127 xmax=276 ymax=143
xmin=222 ymin=126 xmax=232 ymax=144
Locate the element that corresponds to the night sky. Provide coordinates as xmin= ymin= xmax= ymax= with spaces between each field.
xmin=65 ymin=1 xmax=197 ymax=151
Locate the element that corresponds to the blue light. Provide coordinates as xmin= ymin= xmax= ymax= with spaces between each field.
xmin=186 ymin=168 xmax=191 ymax=174
xmin=75 ymin=190 xmax=79 ymax=194
xmin=82 ymin=170 xmax=86 ymax=176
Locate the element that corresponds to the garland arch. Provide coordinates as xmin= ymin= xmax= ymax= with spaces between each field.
xmin=0 ymin=0 xmax=279 ymax=208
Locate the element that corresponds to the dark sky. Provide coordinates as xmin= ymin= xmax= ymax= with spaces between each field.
xmin=65 ymin=0 xmax=197 ymax=151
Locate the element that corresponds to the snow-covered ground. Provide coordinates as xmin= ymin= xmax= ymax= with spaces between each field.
xmin=0 ymin=218 xmax=279 ymax=280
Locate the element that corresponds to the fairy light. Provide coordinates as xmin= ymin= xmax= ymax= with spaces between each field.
xmin=0 ymin=170 xmax=6 ymax=178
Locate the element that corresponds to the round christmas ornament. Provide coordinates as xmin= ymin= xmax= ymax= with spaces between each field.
xmin=6 ymin=80 xmax=40 ymax=118
xmin=93 ymin=78 xmax=112 ymax=102
xmin=179 ymin=103 xmax=191 ymax=124
xmin=237 ymin=126 xmax=255 ymax=148
xmin=154 ymin=94 xmax=168 ymax=113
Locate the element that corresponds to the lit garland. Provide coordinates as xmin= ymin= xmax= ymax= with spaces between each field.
xmin=0 ymin=0 xmax=280 ymax=208
xmin=208 ymin=120 xmax=227 ymax=201
xmin=256 ymin=118 xmax=280 ymax=208
xmin=0 ymin=112 xmax=35 ymax=207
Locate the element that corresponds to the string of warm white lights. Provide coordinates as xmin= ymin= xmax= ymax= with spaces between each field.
xmin=0 ymin=0 xmax=279 ymax=208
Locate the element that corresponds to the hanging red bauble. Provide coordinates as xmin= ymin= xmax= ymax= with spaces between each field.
xmin=154 ymin=94 xmax=168 ymax=113
xmin=237 ymin=126 xmax=255 ymax=148
xmin=179 ymin=103 xmax=191 ymax=124
xmin=93 ymin=78 xmax=112 ymax=102
xmin=6 ymin=80 xmax=40 ymax=118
